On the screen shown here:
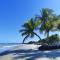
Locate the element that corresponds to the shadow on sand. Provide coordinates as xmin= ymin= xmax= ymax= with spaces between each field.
xmin=0 ymin=49 xmax=60 ymax=60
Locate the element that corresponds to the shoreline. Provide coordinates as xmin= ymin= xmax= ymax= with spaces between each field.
xmin=0 ymin=44 xmax=60 ymax=60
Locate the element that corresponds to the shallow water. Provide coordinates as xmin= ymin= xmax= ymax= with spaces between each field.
xmin=0 ymin=43 xmax=20 ymax=53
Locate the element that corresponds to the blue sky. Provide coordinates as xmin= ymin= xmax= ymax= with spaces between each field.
xmin=0 ymin=0 xmax=60 ymax=43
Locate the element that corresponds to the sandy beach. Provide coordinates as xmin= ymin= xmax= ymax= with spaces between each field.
xmin=0 ymin=44 xmax=60 ymax=60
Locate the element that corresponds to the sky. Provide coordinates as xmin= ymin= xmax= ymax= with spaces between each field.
xmin=0 ymin=0 xmax=60 ymax=43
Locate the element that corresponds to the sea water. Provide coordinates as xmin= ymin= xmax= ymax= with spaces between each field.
xmin=0 ymin=43 xmax=20 ymax=53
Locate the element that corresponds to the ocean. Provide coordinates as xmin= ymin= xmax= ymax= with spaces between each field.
xmin=0 ymin=43 xmax=20 ymax=53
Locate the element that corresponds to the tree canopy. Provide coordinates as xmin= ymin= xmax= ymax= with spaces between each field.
xmin=20 ymin=8 xmax=60 ymax=44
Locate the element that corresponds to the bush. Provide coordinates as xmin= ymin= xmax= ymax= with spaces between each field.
xmin=38 ymin=34 xmax=60 ymax=45
xmin=48 ymin=34 xmax=60 ymax=45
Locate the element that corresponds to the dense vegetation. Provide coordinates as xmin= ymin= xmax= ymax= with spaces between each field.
xmin=38 ymin=34 xmax=60 ymax=45
xmin=20 ymin=8 xmax=60 ymax=45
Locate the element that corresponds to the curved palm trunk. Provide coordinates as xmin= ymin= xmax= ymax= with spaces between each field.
xmin=22 ymin=35 xmax=29 ymax=44
xmin=22 ymin=37 xmax=26 ymax=44
xmin=33 ymin=32 xmax=41 ymax=40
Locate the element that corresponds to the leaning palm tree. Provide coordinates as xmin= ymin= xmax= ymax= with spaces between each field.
xmin=19 ymin=18 xmax=41 ymax=43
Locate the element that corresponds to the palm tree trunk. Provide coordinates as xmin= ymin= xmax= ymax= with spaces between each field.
xmin=47 ymin=32 xmax=49 ymax=44
xmin=22 ymin=37 xmax=26 ymax=44
xmin=33 ymin=32 xmax=41 ymax=40
xmin=22 ymin=35 xmax=29 ymax=44
xmin=47 ymin=32 xmax=49 ymax=40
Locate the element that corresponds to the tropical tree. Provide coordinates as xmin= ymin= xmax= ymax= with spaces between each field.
xmin=19 ymin=18 xmax=41 ymax=43
xmin=38 ymin=34 xmax=60 ymax=45
xmin=36 ymin=8 xmax=54 ymax=26
xmin=37 ymin=8 xmax=58 ymax=41
xmin=52 ymin=15 xmax=60 ymax=29
xmin=19 ymin=8 xmax=60 ymax=44
xmin=40 ymin=20 xmax=54 ymax=42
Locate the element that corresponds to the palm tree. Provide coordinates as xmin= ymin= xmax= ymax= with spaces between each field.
xmin=19 ymin=18 xmax=41 ymax=43
xmin=40 ymin=21 xmax=54 ymax=41
xmin=37 ymin=8 xmax=57 ymax=42
xmin=36 ymin=8 xmax=54 ymax=26
xmin=53 ymin=15 xmax=60 ymax=30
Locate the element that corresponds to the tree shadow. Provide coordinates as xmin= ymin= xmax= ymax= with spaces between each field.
xmin=0 ymin=49 xmax=34 ymax=56
xmin=12 ymin=49 xmax=60 ymax=60
xmin=0 ymin=49 xmax=60 ymax=60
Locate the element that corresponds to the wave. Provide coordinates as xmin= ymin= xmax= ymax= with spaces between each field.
xmin=0 ymin=45 xmax=19 ymax=53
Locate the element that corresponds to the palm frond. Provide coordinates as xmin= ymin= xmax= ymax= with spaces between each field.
xmin=30 ymin=32 xmax=34 ymax=38
xmin=28 ymin=18 xmax=34 ymax=29
xmin=21 ymin=31 xmax=29 ymax=36
xmin=19 ymin=29 xmax=27 ymax=32
xmin=34 ymin=19 xmax=41 ymax=29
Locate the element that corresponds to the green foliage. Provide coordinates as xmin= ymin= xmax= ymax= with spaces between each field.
xmin=20 ymin=8 xmax=60 ymax=44
xmin=38 ymin=39 xmax=48 ymax=45
xmin=34 ymin=19 xmax=41 ymax=29
xmin=57 ymin=23 xmax=60 ymax=30
xmin=20 ymin=18 xmax=41 ymax=43
xmin=40 ymin=8 xmax=54 ymax=24
xmin=38 ymin=34 xmax=60 ymax=45
xmin=39 ymin=8 xmax=55 ymax=33
xmin=48 ymin=34 xmax=60 ymax=45
xmin=40 ymin=21 xmax=54 ymax=33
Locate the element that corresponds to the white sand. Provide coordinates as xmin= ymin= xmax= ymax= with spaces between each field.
xmin=0 ymin=44 xmax=60 ymax=60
